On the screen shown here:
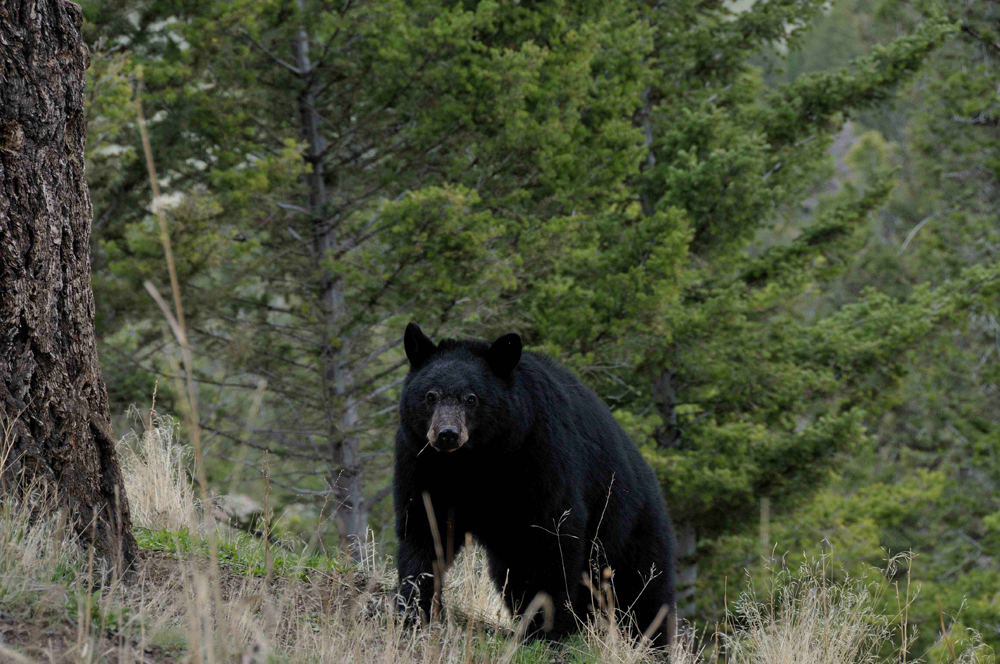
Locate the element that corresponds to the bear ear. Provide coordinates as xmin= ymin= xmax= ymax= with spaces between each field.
xmin=404 ymin=322 xmax=436 ymax=369
xmin=486 ymin=332 xmax=522 ymax=378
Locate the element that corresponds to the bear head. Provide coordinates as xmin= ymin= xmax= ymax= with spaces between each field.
xmin=400 ymin=322 xmax=522 ymax=453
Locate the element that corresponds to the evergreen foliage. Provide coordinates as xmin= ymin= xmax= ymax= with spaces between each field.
xmin=79 ymin=0 xmax=999 ymax=652
xmin=694 ymin=0 xmax=1000 ymax=654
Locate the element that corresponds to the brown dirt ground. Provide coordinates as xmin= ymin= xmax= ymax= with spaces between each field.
xmin=0 ymin=551 xmax=183 ymax=662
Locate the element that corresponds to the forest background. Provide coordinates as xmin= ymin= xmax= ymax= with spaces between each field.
xmin=77 ymin=0 xmax=999 ymax=656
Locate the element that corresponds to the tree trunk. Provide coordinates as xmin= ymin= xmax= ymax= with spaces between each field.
xmin=294 ymin=4 xmax=368 ymax=560
xmin=652 ymin=369 xmax=681 ymax=449
xmin=674 ymin=523 xmax=697 ymax=619
xmin=652 ymin=370 xmax=696 ymax=617
xmin=640 ymin=86 xmax=658 ymax=218
xmin=0 ymin=0 xmax=137 ymax=568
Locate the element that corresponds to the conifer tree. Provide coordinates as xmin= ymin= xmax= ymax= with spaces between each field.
xmin=518 ymin=2 xmax=959 ymax=613
xmin=80 ymin=2 xmax=997 ymax=606
xmin=732 ymin=0 xmax=1000 ymax=649
xmin=83 ymin=0 xmax=654 ymax=557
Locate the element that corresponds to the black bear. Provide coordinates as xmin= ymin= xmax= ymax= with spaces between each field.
xmin=393 ymin=323 xmax=676 ymax=647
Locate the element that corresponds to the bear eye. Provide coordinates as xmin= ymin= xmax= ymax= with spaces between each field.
xmin=425 ymin=391 xmax=438 ymax=404
xmin=465 ymin=394 xmax=478 ymax=407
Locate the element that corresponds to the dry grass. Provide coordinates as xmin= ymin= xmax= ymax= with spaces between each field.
xmin=0 ymin=417 xmax=85 ymax=627
xmin=0 ymin=485 xmax=82 ymax=621
xmin=0 ymin=416 xmax=664 ymax=663
xmin=724 ymin=559 xmax=892 ymax=664
xmin=2 ymin=417 xmax=997 ymax=663
xmin=719 ymin=557 xmax=996 ymax=664
xmin=117 ymin=408 xmax=198 ymax=533
xmin=444 ymin=544 xmax=512 ymax=630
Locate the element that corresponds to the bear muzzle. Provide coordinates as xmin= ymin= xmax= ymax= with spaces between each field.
xmin=427 ymin=404 xmax=469 ymax=452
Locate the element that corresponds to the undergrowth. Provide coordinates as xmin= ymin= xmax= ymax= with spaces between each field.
xmin=133 ymin=526 xmax=352 ymax=579
xmin=0 ymin=414 xmax=995 ymax=663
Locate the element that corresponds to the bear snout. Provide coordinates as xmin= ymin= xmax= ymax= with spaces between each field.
xmin=426 ymin=404 xmax=469 ymax=452
xmin=435 ymin=426 xmax=461 ymax=451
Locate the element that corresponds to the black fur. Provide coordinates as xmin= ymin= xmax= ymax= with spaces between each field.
xmin=393 ymin=324 xmax=676 ymax=646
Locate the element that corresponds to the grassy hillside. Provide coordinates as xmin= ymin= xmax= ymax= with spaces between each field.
xmin=1 ymin=415 xmax=994 ymax=663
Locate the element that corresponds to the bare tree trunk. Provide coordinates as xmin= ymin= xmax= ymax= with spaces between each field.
xmin=652 ymin=370 xmax=696 ymax=617
xmin=0 ymin=0 xmax=137 ymax=568
xmin=674 ymin=523 xmax=697 ymax=618
xmin=640 ymin=86 xmax=658 ymax=218
xmin=652 ymin=369 xmax=681 ymax=449
xmin=294 ymin=4 xmax=368 ymax=560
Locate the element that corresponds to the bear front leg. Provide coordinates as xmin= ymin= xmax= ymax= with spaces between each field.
xmin=490 ymin=542 xmax=588 ymax=641
xmin=394 ymin=490 xmax=464 ymax=624
xmin=500 ymin=579 xmax=583 ymax=642
xmin=519 ymin=589 xmax=580 ymax=642
xmin=530 ymin=570 xmax=588 ymax=642
xmin=535 ymin=531 xmax=589 ymax=641
xmin=395 ymin=536 xmax=439 ymax=624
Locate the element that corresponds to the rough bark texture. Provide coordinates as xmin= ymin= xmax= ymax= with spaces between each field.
xmin=0 ymin=0 xmax=137 ymax=567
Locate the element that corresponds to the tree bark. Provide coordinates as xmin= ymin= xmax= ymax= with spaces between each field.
xmin=651 ymin=370 xmax=695 ymax=616
xmin=640 ymin=86 xmax=658 ymax=218
xmin=652 ymin=369 xmax=681 ymax=449
xmin=294 ymin=2 xmax=368 ymax=560
xmin=674 ymin=523 xmax=697 ymax=619
xmin=0 ymin=0 xmax=137 ymax=568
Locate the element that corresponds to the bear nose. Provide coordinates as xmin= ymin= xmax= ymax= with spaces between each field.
xmin=436 ymin=426 xmax=460 ymax=449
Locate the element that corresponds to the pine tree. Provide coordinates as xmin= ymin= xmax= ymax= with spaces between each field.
xmin=680 ymin=0 xmax=1000 ymax=647
xmin=80 ymin=4 xmax=996 ymax=623
xmin=519 ymin=3 xmax=960 ymax=616
xmin=83 ymin=0 xmax=654 ymax=558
